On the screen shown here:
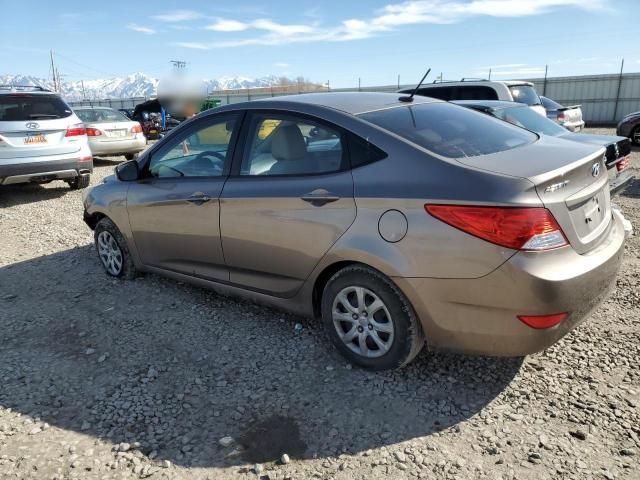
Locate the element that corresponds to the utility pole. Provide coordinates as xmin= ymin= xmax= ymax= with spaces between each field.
xmin=542 ymin=65 xmax=548 ymax=96
xmin=170 ymin=60 xmax=187 ymax=69
xmin=81 ymin=80 xmax=87 ymax=100
xmin=397 ymin=74 xmax=400 ymax=89
xmin=488 ymin=68 xmax=492 ymax=80
xmin=613 ymin=58 xmax=625 ymax=122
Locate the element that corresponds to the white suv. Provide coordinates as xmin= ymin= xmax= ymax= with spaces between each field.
xmin=400 ymin=79 xmax=546 ymax=116
xmin=0 ymin=85 xmax=92 ymax=189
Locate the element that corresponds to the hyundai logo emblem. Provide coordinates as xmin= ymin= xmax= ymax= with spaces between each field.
xmin=25 ymin=122 xmax=39 ymax=129
xmin=591 ymin=162 xmax=601 ymax=177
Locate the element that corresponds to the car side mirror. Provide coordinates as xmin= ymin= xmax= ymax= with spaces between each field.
xmin=115 ymin=160 xmax=139 ymax=182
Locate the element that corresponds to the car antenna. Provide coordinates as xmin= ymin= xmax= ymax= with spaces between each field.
xmin=399 ymin=68 xmax=431 ymax=103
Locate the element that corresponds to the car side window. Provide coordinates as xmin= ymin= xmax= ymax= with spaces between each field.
xmin=148 ymin=114 xmax=239 ymax=178
xmin=240 ymin=113 xmax=345 ymax=176
xmin=348 ymin=134 xmax=388 ymax=168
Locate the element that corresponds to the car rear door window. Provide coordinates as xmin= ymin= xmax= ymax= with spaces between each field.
xmin=348 ymin=134 xmax=388 ymax=168
xmin=241 ymin=113 xmax=345 ymax=176
xmin=148 ymin=114 xmax=239 ymax=178
xmin=0 ymin=94 xmax=73 ymax=121
xmin=415 ymin=86 xmax=453 ymax=101
xmin=455 ymin=86 xmax=499 ymax=100
xmin=359 ymin=102 xmax=536 ymax=158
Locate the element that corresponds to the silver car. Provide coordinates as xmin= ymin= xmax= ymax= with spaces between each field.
xmin=540 ymin=95 xmax=585 ymax=132
xmin=0 ymin=85 xmax=92 ymax=188
xmin=83 ymin=92 xmax=628 ymax=370
xmin=74 ymin=107 xmax=146 ymax=160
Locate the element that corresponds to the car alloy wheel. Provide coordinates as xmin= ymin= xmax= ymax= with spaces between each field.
xmin=97 ymin=230 xmax=123 ymax=276
xmin=332 ymin=286 xmax=395 ymax=358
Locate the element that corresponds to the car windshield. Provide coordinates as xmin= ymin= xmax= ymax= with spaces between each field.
xmin=359 ymin=102 xmax=536 ymax=158
xmin=508 ymin=85 xmax=542 ymax=106
xmin=493 ymin=105 xmax=568 ymax=137
xmin=75 ymin=108 xmax=130 ymax=123
xmin=541 ymin=96 xmax=563 ymax=110
xmin=0 ymin=94 xmax=73 ymax=121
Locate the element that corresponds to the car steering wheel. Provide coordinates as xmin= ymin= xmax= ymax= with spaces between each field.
xmin=193 ymin=150 xmax=226 ymax=162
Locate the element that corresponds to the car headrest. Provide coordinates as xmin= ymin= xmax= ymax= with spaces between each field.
xmin=272 ymin=124 xmax=306 ymax=161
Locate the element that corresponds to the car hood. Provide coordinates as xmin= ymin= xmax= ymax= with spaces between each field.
xmin=558 ymin=132 xmax=627 ymax=146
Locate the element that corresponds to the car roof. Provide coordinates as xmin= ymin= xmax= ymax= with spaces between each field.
xmin=452 ymin=100 xmax=528 ymax=111
xmin=0 ymin=85 xmax=57 ymax=95
xmin=251 ymin=92 xmax=439 ymax=115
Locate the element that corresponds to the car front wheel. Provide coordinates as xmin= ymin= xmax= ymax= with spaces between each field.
xmin=94 ymin=218 xmax=137 ymax=279
xmin=321 ymin=265 xmax=424 ymax=370
xmin=632 ymin=126 xmax=640 ymax=146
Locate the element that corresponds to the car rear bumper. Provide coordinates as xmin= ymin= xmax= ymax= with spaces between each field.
xmin=562 ymin=120 xmax=585 ymax=132
xmin=0 ymin=155 xmax=93 ymax=185
xmin=89 ymin=137 xmax=146 ymax=156
xmin=395 ymin=210 xmax=626 ymax=357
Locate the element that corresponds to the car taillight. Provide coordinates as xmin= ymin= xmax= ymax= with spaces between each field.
xmin=79 ymin=155 xmax=93 ymax=162
xmin=65 ymin=124 xmax=86 ymax=137
xmin=131 ymin=123 xmax=143 ymax=134
xmin=425 ymin=205 xmax=568 ymax=251
xmin=518 ymin=313 xmax=567 ymax=329
xmin=86 ymin=127 xmax=102 ymax=136
xmin=557 ymin=111 xmax=565 ymax=122
xmin=616 ymin=156 xmax=630 ymax=172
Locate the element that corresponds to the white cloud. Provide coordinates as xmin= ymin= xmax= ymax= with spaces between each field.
xmin=174 ymin=0 xmax=611 ymax=49
xmin=153 ymin=10 xmax=203 ymax=22
xmin=206 ymin=18 xmax=249 ymax=32
xmin=174 ymin=42 xmax=209 ymax=50
xmin=275 ymin=62 xmax=290 ymax=68
xmin=127 ymin=23 xmax=156 ymax=35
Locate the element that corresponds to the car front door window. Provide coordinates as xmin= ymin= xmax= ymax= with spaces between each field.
xmin=148 ymin=116 xmax=238 ymax=178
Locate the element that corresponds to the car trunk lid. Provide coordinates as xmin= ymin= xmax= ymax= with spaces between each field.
xmin=90 ymin=121 xmax=135 ymax=140
xmin=456 ymin=136 xmax=611 ymax=254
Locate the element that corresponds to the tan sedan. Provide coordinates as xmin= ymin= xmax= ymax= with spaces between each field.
xmin=74 ymin=107 xmax=146 ymax=160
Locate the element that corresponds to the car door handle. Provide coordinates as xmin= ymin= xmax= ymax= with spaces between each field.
xmin=301 ymin=189 xmax=340 ymax=206
xmin=186 ymin=192 xmax=211 ymax=205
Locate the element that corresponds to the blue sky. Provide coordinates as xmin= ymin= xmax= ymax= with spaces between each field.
xmin=1 ymin=0 xmax=638 ymax=87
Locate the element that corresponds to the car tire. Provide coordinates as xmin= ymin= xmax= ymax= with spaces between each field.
xmin=94 ymin=217 xmax=137 ymax=279
xmin=125 ymin=153 xmax=135 ymax=160
xmin=632 ymin=126 xmax=640 ymax=146
xmin=68 ymin=174 xmax=90 ymax=190
xmin=321 ymin=265 xmax=424 ymax=370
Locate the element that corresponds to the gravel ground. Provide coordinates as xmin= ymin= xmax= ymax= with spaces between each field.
xmin=0 ymin=129 xmax=639 ymax=480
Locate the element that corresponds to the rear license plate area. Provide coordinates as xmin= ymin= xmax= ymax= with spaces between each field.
xmin=569 ymin=190 xmax=607 ymax=238
xmin=24 ymin=133 xmax=47 ymax=144
xmin=107 ymin=129 xmax=127 ymax=138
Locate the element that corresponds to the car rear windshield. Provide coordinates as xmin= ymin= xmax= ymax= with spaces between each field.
xmin=541 ymin=96 xmax=563 ymax=110
xmin=508 ymin=85 xmax=542 ymax=106
xmin=358 ymin=102 xmax=536 ymax=158
xmin=0 ymin=94 xmax=73 ymax=121
xmin=75 ymin=109 xmax=130 ymax=123
xmin=493 ymin=105 xmax=567 ymax=137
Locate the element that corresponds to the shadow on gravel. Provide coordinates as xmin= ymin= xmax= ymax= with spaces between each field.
xmin=92 ymin=156 xmax=126 ymax=167
xmin=0 ymin=182 xmax=69 ymax=207
xmin=0 ymin=246 xmax=523 ymax=468
xmin=620 ymin=176 xmax=640 ymax=198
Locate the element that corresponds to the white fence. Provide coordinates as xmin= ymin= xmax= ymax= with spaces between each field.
xmin=67 ymin=72 xmax=640 ymax=124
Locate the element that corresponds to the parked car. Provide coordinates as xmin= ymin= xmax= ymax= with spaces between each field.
xmin=616 ymin=110 xmax=640 ymax=145
xmin=399 ymin=79 xmax=546 ymax=116
xmin=540 ymin=95 xmax=585 ymax=132
xmin=83 ymin=92 xmax=629 ymax=370
xmin=454 ymin=100 xmax=633 ymax=195
xmin=0 ymin=85 xmax=92 ymax=189
xmin=74 ymin=107 xmax=146 ymax=160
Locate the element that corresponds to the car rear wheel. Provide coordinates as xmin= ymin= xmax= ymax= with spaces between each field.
xmin=67 ymin=173 xmax=90 ymax=190
xmin=321 ymin=265 xmax=424 ymax=370
xmin=125 ymin=153 xmax=135 ymax=160
xmin=632 ymin=126 xmax=640 ymax=146
xmin=94 ymin=218 xmax=137 ymax=279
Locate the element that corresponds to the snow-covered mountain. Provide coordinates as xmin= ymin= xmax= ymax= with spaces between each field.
xmin=0 ymin=73 xmax=288 ymax=101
